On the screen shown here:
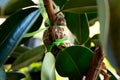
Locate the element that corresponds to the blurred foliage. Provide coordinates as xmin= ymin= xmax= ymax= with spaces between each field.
xmin=0 ymin=0 xmax=120 ymax=80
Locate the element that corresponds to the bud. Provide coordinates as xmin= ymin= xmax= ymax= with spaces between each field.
xmin=43 ymin=26 xmax=72 ymax=56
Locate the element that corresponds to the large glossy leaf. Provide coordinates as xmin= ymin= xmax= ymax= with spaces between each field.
xmin=41 ymin=52 xmax=56 ymax=80
xmin=20 ymin=15 xmax=43 ymax=44
xmin=55 ymin=46 xmax=93 ymax=79
xmin=0 ymin=7 xmax=39 ymax=47
xmin=0 ymin=0 xmax=35 ymax=15
xmin=106 ymin=0 xmax=120 ymax=72
xmin=6 ymin=71 xmax=25 ymax=80
xmin=97 ymin=0 xmax=108 ymax=60
xmin=0 ymin=65 xmax=6 ymax=80
xmin=97 ymin=0 xmax=120 ymax=74
xmin=12 ymin=45 xmax=46 ymax=70
xmin=62 ymin=0 xmax=97 ymax=14
xmin=27 ymin=14 xmax=43 ymax=33
xmin=97 ymin=0 xmax=109 ymax=51
xmin=65 ymin=13 xmax=89 ymax=44
xmin=97 ymin=0 xmax=120 ymax=71
xmin=0 ymin=8 xmax=42 ymax=67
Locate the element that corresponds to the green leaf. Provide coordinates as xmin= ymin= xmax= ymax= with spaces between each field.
xmin=6 ymin=71 xmax=25 ymax=80
xmin=103 ymin=0 xmax=120 ymax=71
xmin=87 ymin=12 xmax=98 ymax=21
xmin=0 ymin=7 xmax=39 ymax=47
xmin=85 ymin=34 xmax=99 ymax=48
xmin=53 ymin=0 xmax=67 ymax=9
xmin=62 ymin=0 xmax=97 ymax=14
xmin=41 ymin=52 xmax=56 ymax=80
xmin=97 ymin=0 xmax=109 ymax=50
xmin=0 ymin=8 xmax=42 ymax=67
xmin=65 ymin=13 xmax=89 ymax=44
xmin=11 ymin=46 xmax=30 ymax=58
xmin=0 ymin=0 xmax=35 ymax=15
xmin=87 ymin=12 xmax=98 ymax=26
xmin=84 ymin=38 xmax=91 ymax=48
xmin=55 ymin=46 xmax=93 ymax=79
xmin=0 ymin=7 xmax=43 ymax=46
xmin=23 ymin=27 xmax=46 ymax=38
xmin=5 ymin=46 xmax=29 ymax=64
xmin=96 ymin=0 xmax=120 ymax=70
xmin=0 ymin=65 xmax=6 ymax=80
xmin=12 ymin=45 xmax=46 ymax=70
xmin=27 ymin=13 xmax=43 ymax=33
xmin=19 ymin=37 xmax=32 ymax=45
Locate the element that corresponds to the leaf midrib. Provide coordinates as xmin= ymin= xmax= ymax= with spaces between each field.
xmin=64 ymin=50 xmax=82 ymax=77
xmin=63 ymin=6 xmax=97 ymax=12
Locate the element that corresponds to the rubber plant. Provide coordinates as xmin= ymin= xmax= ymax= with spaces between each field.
xmin=0 ymin=0 xmax=120 ymax=80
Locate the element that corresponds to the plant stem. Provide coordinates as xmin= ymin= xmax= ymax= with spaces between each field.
xmin=43 ymin=0 xmax=56 ymax=26
xmin=86 ymin=46 xmax=105 ymax=80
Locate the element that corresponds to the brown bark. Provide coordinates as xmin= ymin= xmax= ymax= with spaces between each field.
xmin=43 ymin=0 xmax=56 ymax=26
xmin=86 ymin=46 xmax=105 ymax=80
xmin=100 ymin=62 xmax=111 ymax=80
